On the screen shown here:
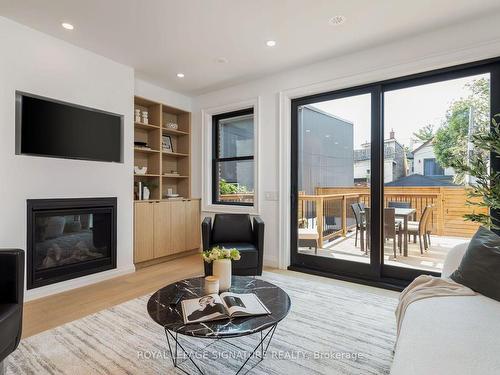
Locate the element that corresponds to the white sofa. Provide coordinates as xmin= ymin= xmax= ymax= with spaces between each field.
xmin=390 ymin=242 xmax=500 ymax=375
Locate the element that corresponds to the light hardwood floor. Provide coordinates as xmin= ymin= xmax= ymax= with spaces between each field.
xmin=22 ymin=254 xmax=204 ymax=338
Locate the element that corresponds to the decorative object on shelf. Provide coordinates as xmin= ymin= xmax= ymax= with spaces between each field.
xmin=164 ymin=170 xmax=180 ymax=177
xmin=202 ymin=246 xmax=241 ymax=292
xmin=165 ymin=188 xmax=181 ymax=199
xmin=162 ymin=135 xmax=173 ymax=153
xmin=135 ymin=109 xmax=141 ymax=123
xmin=143 ymin=186 xmax=150 ymax=200
xmin=204 ymin=276 xmax=219 ymax=294
xmin=135 ymin=180 xmax=158 ymax=201
xmin=134 ymin=166 xmax=148 ymax=175
xmin=141 ymin=110 xmax=149 ymax=124
xmin=165 ymin=122 xmax=179 ymax=130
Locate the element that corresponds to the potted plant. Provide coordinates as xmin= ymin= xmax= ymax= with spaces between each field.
xmin=202 ymin=246 xmax=241 ymax=292
xmin=453 ymin=114 xmax=500 ymax=230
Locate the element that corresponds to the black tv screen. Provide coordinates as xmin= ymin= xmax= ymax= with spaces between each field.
xmin=16 ymin=92 xmax=122 ymax=162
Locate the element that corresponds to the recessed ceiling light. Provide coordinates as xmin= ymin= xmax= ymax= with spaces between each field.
xmin=216 ymin=57 xmax=229 ymax=64
xmin=266 ymin=40 xmax=277 ymax=47
xmin=176 ymin=73 xmax=185 ymax=78
xmin=61 ymin=22 xmax=74 ymax=30
xmin=328 ymin=15 xmax=346 ymax=26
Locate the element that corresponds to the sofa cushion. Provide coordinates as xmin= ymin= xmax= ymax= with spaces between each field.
xmin=213 ymin=242 xmax=258 ymax=269
xmin=441 ymin=242 xmax=468 ymax=279
xmin=391 ymin=294 xmax=500 ymax=375
xmin=450 ymin=227 xmax=500 ymax=302
xmin=212 ymin=214 xmax=253 ymax=244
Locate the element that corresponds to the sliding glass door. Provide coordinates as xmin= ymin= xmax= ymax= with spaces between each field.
xmin=291 ymin=58 xmax=500 ymax=286
xmin=291 ymin=87 xmax=382 ymax=279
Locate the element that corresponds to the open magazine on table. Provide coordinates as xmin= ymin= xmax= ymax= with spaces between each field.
xmin=181 ymin=292 xmax=270 ymax=324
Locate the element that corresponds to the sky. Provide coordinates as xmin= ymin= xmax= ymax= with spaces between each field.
xmin=311 ymin=73 xmax=489 ymax=149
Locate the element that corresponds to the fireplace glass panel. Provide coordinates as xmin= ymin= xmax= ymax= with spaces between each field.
xmin=34 ymin=209 xmax=111 ymax=271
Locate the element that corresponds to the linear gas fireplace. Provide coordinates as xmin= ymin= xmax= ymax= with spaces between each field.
xmin=27 ymin=197 xmax=117 ymax=289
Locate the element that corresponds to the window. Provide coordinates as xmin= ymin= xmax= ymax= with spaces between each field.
xmin=212 ymin=108 xmax=254 ymax=206
xmin=423 ymin=158 xmax=445 ymax=176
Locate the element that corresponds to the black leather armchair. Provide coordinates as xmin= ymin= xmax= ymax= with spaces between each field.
xmin=0 ymin=249 xmax=24 ymax=366
xmin=202 ymin=214 xmax=264 ymax=276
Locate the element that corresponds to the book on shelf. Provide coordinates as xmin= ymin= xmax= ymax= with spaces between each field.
xmin=181 ymin=292 xmax=270 ymax=324
xmin=134 ymin=181 xmax=143 ymax=200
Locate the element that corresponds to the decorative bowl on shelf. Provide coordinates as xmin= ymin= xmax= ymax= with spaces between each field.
xmin=165 ymin=193 xmax=180 ymax=198
xmin=134 ymin=166 xmax=148 ymax=175
xmin=165 ymin=122 xmax=179 ymax=130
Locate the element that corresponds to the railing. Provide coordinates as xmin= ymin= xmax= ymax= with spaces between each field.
xmin=298 ymin=193 xmax=361 ymax=247
xmin=316 ymin=186 xmax=486 ymax=237
xmin=219 ymin=193 xmax=254 ymax=203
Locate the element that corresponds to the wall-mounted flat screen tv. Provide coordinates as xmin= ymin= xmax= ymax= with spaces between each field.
xmin=15 ymin=92 xmax=123 ymax=162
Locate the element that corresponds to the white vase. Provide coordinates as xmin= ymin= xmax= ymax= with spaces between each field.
xmin=212 ymin=259 xmax=232 ymax=292
xmin=143 ymin=186 xmax=150 ymax=200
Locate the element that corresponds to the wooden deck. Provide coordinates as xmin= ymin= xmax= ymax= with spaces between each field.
xmin=298 ymin=231 xmax=469 ymax=273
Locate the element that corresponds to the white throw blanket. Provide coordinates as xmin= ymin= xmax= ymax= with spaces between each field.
xmin=395 ymin=275 xmax=476 ymax=338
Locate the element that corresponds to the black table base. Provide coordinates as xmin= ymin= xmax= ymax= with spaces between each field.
xmin=164 ymin=324 xmax=278 ymax=375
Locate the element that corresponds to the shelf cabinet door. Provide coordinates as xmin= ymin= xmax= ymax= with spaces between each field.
xmin=185 ymin=200 xmax=201 ymax=251
xmin=134 ymin=202 xmax=155 ymax=263
xmin=170 ymin=201 xmax=186 ymax=254
xmin=154 ymin=201 xmax=172 ymax=258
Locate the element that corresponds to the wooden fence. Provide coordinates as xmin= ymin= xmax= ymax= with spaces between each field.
xmin=219 ymin=193 xmax=254 ymax=203
xmin=315 ymin=186 xmax=486 ymax=238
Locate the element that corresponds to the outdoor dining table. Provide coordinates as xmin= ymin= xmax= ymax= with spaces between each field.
xmin=360 ymin=207 xmax=416 ymax=256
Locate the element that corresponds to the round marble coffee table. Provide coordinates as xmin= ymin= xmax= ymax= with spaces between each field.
xmin=147 ymin=276 xmax=291 ymax=374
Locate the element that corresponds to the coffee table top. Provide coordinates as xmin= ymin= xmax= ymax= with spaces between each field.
xmin=147 ymin=276 xmax=291 ymax=338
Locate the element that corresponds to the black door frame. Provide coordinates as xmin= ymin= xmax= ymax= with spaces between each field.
xmin=290 ymin=57 xmax=500 ymax=290
xmin=290 ymin=86 xmax=384 ymax=283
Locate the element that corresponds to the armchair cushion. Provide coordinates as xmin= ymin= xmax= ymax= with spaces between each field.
xmin=0 ymin=304 xmax=21 ymax=357
xmin=212 ymin=214 xmax=253 ymax=244
xmin=201 ymin=217 xmax=212 ymax=251
xmin=0 ymin=249 xmax=24 ymax=305
xmin=0 ymin=249 xmax=24 ymax=362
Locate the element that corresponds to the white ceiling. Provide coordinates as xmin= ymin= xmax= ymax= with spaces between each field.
xmin=2 ymin=0 xmax=500 ymax=95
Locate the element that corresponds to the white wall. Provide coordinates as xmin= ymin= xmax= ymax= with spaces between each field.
xmin=354 ymin=159 xmax=370 ymax=180
xmin=0 ymin=17 xmax=135 ymax=300
xmin=192 ymin=13 xmax=500 ymax=268
xmin=413 ymin=144 xmax=454 ymax=176
xmin=135 ymin=79 xmax=192 ymax=113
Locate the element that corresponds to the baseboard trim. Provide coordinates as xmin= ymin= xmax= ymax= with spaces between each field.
xmin=25 ymin=265 xmax=136 ymax=302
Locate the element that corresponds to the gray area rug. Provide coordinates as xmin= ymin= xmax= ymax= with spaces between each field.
xmin=7 ymin=271 xmax=397 ymax=375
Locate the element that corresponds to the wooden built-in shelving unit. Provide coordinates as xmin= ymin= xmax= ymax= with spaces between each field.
xmin=133 ymin=96 xmax=200 ymax=267
xmin=134 ymin=96 xmax=192 ymax=201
